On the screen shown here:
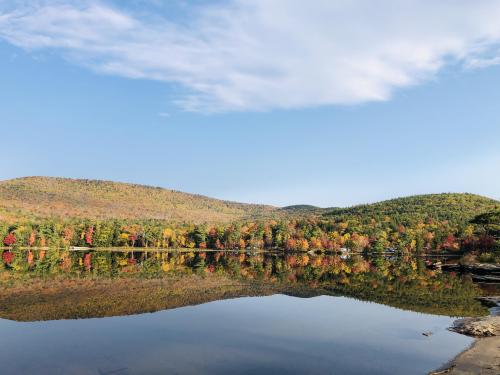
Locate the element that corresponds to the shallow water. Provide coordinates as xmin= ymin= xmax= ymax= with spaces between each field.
xmin=0 ymin=294 xmax=473 ymax=375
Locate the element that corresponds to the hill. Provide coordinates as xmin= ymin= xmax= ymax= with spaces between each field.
xmin=324 ymin=193 xmax=499 ymax=224
xmin=0 ymin=177 xmax=498 ymax=226
xmin=281 ymin=205 xmax=325 ymax=214
xmin=0 ymin=178 xmax=498 ymax=252
xmin=0 ymin=177 xmax=279 ymax=223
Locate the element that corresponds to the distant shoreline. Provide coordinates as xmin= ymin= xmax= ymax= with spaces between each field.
xmin=0 ymin=246 xmax=464 ymax=255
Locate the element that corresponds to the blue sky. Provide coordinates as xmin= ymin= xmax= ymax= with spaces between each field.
xmin=1 ymin=1 xmax=499 ymax=207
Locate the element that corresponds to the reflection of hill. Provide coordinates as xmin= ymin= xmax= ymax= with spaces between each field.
xmin=0 ymin=273 xmax=487 ymax=322
xmin=0 ymin=276 xmax=281 ymax=322
xmin=321 ymin=284 xmax=487 ymax=317
xmin=0 ymin=276 xmax=325 ymax=322
xmin=0 ymin=251 xmax=490 ymax=321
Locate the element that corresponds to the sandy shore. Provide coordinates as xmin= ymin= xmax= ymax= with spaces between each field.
xmin=434 ymin=337 xmax=500 ymax=374
xmin=430 ymin=315 xmax=500 ymax=375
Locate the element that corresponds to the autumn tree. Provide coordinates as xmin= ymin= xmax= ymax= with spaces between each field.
xmin=3 ymin=233 xmax=16 ymax=247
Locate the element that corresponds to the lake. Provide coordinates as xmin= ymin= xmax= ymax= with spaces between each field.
xmin=0 ymin=250 xmax=491 ymax=374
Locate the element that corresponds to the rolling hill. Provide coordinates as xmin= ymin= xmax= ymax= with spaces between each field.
xmin=0 ymin=177 xmax=498 ymax=225
xmin=323 ymin=193 xmax=500 ymax=223
xmin=0 ymin=177 xmax=279 ymax=223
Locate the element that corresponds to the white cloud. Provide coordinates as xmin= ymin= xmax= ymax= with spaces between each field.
xmin=2 ymin=0 xmax=500 ymax=112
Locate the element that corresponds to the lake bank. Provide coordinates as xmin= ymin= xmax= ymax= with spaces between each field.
xmin=445 ymin=337 xmax=500 ymax=375
xmin=431 ymin=315 xmax=500 ymax=375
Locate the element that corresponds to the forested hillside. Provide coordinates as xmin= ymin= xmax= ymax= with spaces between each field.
xmin=0 ymin=177 xmax=498 ymax=254
xmin=0 ymin=177 xmax=279 ymax=223
xmin=324 ymin=193 xmax=499 ymax=224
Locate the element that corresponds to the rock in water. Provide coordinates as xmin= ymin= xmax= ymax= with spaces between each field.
xmin=450 ymin=316 xmax=500 ymax=337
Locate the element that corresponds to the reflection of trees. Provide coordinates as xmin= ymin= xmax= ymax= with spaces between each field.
xmin=1 ymin=250 xmax=488 ymax=318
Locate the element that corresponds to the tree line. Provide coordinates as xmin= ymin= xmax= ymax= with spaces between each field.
xmin=1 ymin=211 xmax=498 ymax=253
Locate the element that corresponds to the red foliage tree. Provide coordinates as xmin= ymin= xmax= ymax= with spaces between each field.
xmin=286 ymin=255 xmax=297 ymax=266
xmin=83 ymin=253 xmax=92 ymax=271
xmin=285 ymin=238 xmax=296 ymax=251
xmin=2 ymin=251 xmax=14 ymax=264
xmin=3 ymin=233 xmax=16 ymax=246
xmin=442 ymin=234 xmax=459 ymax=251
xmin=85 ymin=226 xmax=94 ymax=245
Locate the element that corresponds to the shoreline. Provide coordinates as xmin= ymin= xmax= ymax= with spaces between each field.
xmin=430 ymin=337 xmax=500 ymax=375
xmin=430 ymin=314 xmax=500 ymax=375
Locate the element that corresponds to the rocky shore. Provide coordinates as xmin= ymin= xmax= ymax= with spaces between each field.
xmin=450 ymin=315 xmax=500 ymax=337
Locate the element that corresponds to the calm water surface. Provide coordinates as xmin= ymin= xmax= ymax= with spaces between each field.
xmin=0 ymin=250 xmax=488 ymax=374
xmin=0 ymin=294 xmax=473 ymax=375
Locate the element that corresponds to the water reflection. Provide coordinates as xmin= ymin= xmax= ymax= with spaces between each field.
xmin=0 ymin=294 xmax=474 ymax=375
xmin=0 ymin=250 xmax=487 ymax=374
xmin=0 ymin=250 xmax=488 ymax=320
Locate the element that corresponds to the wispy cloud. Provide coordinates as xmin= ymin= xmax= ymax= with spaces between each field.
xmin=2 ymin=0 xmax=500 ymax=112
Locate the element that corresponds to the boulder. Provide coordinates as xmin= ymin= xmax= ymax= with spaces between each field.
xmin=450 ymin=316 xmax=500 ymax=337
